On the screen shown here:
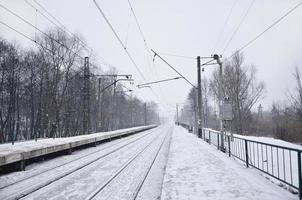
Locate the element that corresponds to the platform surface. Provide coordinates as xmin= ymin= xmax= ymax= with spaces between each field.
xmin=0 ymin=125 xmax=156 ymax=167
xmin=161 ymin=126 xmax=296 ymax=200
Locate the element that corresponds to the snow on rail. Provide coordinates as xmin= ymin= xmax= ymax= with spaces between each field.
xmin=0 ymin=125 xmax=156 ymax=167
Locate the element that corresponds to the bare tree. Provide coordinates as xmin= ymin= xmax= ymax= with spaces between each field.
xmin=210 ymin=51 xmax=265 ymax=135
xmin=0 ymin=30 xmax=160 ymax=144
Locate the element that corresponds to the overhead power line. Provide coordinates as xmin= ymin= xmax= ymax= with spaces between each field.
xmin=126 ymin=0 xmax=159 ymax=80
xmin=24 ymin=0 xmax=117 ymax=70
xmin=222 ymin=0 xmax=255 ymax=54
xmin=127 ymin=0 xmax=147 ymax=45
xmin=0 ymin=19 xmax=84 ymax=78
xmin=151 ymin=49 xmax=196 ymax=88
xmin=212 ymin=0 xmax=238 ymax=53
xmin=125 ymin=0 xmax=172 ymax=105
xmin=156 ymin=52 xmax=196 ymax=60
xmin=137 ymin=77 xmax=182 ymax=87
xmin=0 ymin=3 xmax=102 ymax=70
xmin=93 ymin=0 xmax=146 ymax=81
xmin=30 ymin=0 xmax=92 ymax=52
xmin=224 ymin=0 xmax=302 ymax=62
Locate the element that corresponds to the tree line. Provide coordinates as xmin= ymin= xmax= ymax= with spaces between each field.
xmin=179 ymin=51 xmax=302 ymax=143
xmin=0 ymin=28 xmax=159 ymax=144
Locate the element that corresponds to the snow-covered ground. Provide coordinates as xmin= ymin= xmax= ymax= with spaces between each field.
xmin=0 ymin=125 xmax=172 ymax=200
xmin=0 ymin=125 xmax=155 ymax=157
xmin=203 ymin=128 xmax=301 ymax=191
xmin=234 ymin=134 xmax=302 ymax=150
xmin=0 ymin=126 xmax=159 ymax=189
xmin=162 ymin=125 xmax=296 ymax=200
xmin=234 ymin=133 xmax=301 ymax=190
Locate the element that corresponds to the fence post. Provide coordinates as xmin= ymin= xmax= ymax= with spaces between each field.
xmin=298 ymin=152 xmax=302 ymax=200
xmin=228 ymin=136 xmax=231 ymax=157
xmin=245 ymin=139 xmax=249 ymax=168
xmin=217 ymin=133 xmax=220 ymax=150
xmin=198 ymin=128 xmax=202 ymax=139
xmin=209 ymin=131 xmax=211 ymax=144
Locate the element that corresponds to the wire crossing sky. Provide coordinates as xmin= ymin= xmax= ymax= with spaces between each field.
xmin=0 ymin=0 xmax=301 ymax=118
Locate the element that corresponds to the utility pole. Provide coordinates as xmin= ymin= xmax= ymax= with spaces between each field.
xmin=144 ymin=103 xmax=147 ymax=126
xmin=197 ymin=56 xmax=203 ymax=138
xmin=176 ymin=104 xmax=179 ymax=125
xmin=83 ymin=57 xmax=90 ymax=135
xmin=130 ymin=94 xmax=134 ymax=127
xmin=213 ymin=54 xmax=224 ymax=151
xmin=97 ymin=78 xmax=102 ymax=132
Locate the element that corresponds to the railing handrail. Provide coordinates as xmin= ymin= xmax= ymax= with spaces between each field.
xmin=233 ymin=135 xmax=302 ymax=153
xmin=203 ymin=127 xmax=302 ymax=153
xmin=178 ymin=123 xmax=302 ymax=199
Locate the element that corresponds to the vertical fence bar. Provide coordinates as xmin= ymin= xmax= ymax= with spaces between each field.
xmin=209 ymin=131 xmax=211 ymax=144
xmin=271 ymin=146 xmax=274 ymax=175
xmin=253 ymin=142 xmax=255 ymax=167
xmin=289 ymin=151 xmax=293 ymax=185
xmin=245 ymin=139 xmax=249 ymax=168
xmin=257 ymin=143 xmax=260 ymax=168
xmin=298 ymin=152 xmax=302 ymax=200
xmin=249 ymin=142 xmax=252 ymax=164
xmin=277 ymin=147 xmax=280 ymax=178
xmin=217 ymin=132 xmax=220 ymax=150
xmin=261 ymin=144 xmax=264 ymax=170
xmin=228 ymin=136 xmax=231 ymax=157
xmin=283 ymin=149 xmax=286 ymax=182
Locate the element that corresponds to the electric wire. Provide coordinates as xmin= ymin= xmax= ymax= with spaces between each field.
xmin=124 ymin=6 xmax=132 ymax=49
xmin=0 ymin=3 xmax=108 ymax=72
xmin=24 ymin=0 xmax=115 ymax=69
xmin=1 ymin=2 xmax=161 ymax=112
xmin=31 ymin=0 xmax=92 ymax=53
xmin=221 ymin=0 xmax=255 ymax=54
xmin=156 ymin=52 xmax=196 ymax=60
xmin=93 ymin=0 xmax=146 ymax=81
xmin=0 ymin=20 xmax=84 ymax=78
xmin=126 ymin=0 xmax=168 ymax=105
xmin=0 ymin=3 xmax=90 ymax=65
xmin=127 ymin=0 xmax=147 ymax=45
xmin=212 ymin=0 xmax=238 ymax=53
xmin=126 ymin=0 xmax=158 ymax=80
xmin=224 ymin=0 xmax=302 ymax=63
xmin=151 ymin=49 xmax=196 ymax=88
xmin=93 ymin=0 xmax=163 ymax=104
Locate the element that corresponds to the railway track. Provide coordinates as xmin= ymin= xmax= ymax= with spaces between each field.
xmin=0 ymin=126 xmax=164 ymax=200
xmin=0 ymin=126 xmax=161 ymax=190
xmin=86 ymin=126 xmax=172 ymax=200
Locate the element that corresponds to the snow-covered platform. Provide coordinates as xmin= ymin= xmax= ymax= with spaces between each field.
xmin=161 ymin=125 xmax=296 ymax=200
xmin=0 ymin=125 xmax=156 ymax=169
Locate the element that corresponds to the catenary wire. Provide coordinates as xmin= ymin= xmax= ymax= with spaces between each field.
xmin=221 ymin=0 xmax=255 ymax=54
xmin=31 ymin=0 xmax=92 ymax=52
xmin=0 ymin=19 xmax=84 ymax=79
xmin=24 ymin=0 xmax=116 ymax=69
xmin=93 ymin=0 xmax=146 ymax=81
xmin=212 ymin=0 xmax=238 ymax=54
xmin=0 ymin=3 xmax=100 ymax=69
xmin=152 ymin=49 xmax=196 ymax=88
xmin=125 ymin=0 xmax=170 ymax=104
xmin=223 ymin=0 xmax=302 ymax=63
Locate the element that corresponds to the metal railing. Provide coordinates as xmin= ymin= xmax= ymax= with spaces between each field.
xmin=203 ymin=128 xmax=302 ymax=199
xmin=177 ymin=123 xmax=302 ymax=199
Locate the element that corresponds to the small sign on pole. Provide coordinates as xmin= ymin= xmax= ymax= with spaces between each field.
xmin=221 ymin=98 xmax=233 ymax=121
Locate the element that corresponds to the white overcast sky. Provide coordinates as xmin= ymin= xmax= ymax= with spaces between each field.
xmin=1 ymin=0 xmax=302 ymax=118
